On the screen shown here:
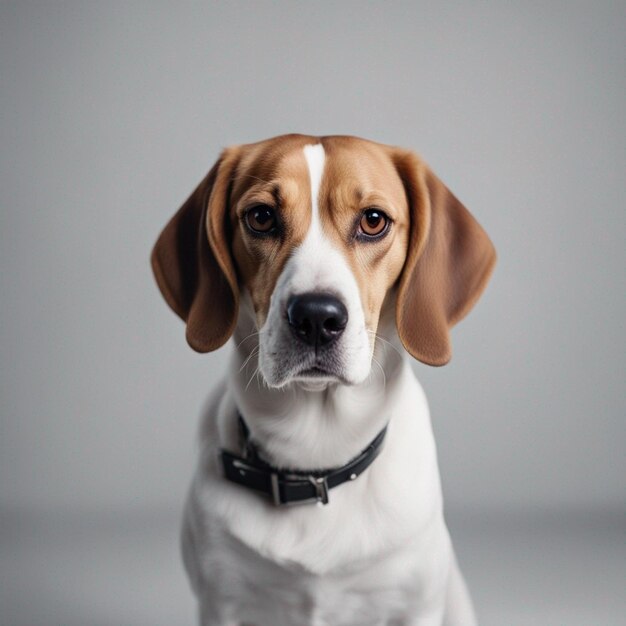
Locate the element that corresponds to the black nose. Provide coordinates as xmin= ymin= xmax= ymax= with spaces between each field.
xmin=287 ymin=293 xmax=349 ymax=348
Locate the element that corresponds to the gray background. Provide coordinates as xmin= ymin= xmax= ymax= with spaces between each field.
xmin=1 ymin=2 xmax=624 ymax=625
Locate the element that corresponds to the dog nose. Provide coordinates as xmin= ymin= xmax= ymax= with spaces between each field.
xmin=287 ymin=293 xmax=348 ymax=347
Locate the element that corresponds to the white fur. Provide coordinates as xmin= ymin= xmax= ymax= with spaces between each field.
xmin=181 ymin=145 xmax=477 ymax=625
xmin=303 ymin=144 xmax=325 ymax=231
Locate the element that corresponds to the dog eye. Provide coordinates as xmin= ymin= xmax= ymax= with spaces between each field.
xmin=359 ymin=208 xmax=390 ymax=238
xmin=245 ymin=205 xmax=277 ymax=234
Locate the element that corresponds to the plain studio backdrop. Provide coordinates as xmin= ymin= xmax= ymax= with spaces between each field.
xmin=1 ymin=2 xmax=624 ymax=626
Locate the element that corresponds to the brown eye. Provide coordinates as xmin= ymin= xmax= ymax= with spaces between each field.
xmin=245 ymin=205 xmax=277 ymax=233
xmin=359 ymin=208 xmax=390 ymax=238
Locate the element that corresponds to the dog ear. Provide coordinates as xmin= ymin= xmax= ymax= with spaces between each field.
xmin=151 ymin=147 xmax=241 ymax=352
xmin=393 ymin=150 xmax=496 ymax=366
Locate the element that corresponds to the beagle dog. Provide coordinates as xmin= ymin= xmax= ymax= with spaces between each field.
xmin=151 ymin=134 xmax=496 ymax=626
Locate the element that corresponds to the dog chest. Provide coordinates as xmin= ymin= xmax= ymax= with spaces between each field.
xmin=202 ymin=517 xmax=449 ymax=626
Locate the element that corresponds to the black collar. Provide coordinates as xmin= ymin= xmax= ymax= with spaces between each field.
xmin=220 ymin=414 xmax=388 ymax=506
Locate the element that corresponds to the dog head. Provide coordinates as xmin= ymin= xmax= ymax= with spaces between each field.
xmin=152 ymin=134 xmax=496 ymax=388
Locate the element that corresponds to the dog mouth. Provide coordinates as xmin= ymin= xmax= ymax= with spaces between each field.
xmin=290 ymin=364 xmax=350 ymax=387
xmin=300 ymin=366 xmax=332 ymax=377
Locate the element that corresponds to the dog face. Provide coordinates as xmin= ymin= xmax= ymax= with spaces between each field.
xmin=152 ymin=134 xmax=495 ymax=387
xmin=230 ymin=137 xmax=411 ymax=387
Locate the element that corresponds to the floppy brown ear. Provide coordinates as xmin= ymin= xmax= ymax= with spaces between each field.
xmin=151 ymin=148 xmax=241 ymax=352
xmin=394 ymin=151 xmax=496 ymax=366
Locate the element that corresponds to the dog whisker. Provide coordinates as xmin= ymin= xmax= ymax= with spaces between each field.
xmin=366 ymin=330 xmax=402 ymax=358
xmin=245 ymin=365 xmax=261 ymax=392
xmin=371 ymin=355 xmax=386 ymax=390
xmin=239 ymin=346 xmax=260 ymax=373
xmin=236 ymin=330 xmax=260 ymax=350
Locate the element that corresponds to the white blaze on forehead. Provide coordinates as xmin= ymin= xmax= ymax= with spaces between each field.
xmin=303 ymin=143 xmax=325 ymax=232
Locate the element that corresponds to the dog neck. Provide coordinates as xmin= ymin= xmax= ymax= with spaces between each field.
xmin=228 ymin=297 xmax=407 ymax=471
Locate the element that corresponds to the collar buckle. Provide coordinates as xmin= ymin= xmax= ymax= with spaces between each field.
xmin=308 ymin=475 xmax=330 ymax=505
xmin=270 ymin=472 xmax=330 ymax=506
